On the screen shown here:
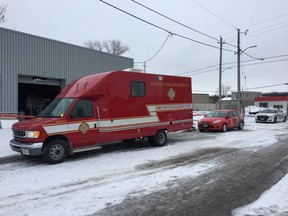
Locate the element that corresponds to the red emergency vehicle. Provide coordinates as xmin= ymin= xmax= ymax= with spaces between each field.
xmin=10 ymin=70 xmax=193 ymax=164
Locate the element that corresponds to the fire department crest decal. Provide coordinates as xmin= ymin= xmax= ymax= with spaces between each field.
xmin=167 ymin=88 xmax=176 ymax=100
xmin=79 ymin=122 xmax=90 ymax=134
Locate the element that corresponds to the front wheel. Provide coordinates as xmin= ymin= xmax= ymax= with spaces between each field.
xmin=148 ymin=130 xmax=167 ymax=147
xmin=222 ymin=123 xmax=227 ymax=132
xmin=42 ymin=139 xmax=68 ymax=164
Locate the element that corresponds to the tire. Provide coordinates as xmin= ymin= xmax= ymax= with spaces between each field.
xmin=222 ymin=123 xmax=227 ymax=132
xmin=149 ymin=130 xmax=167 ymax=147
xmin=42 ymin=139 xmax=68 ymax=164
xmin=283 ymin=116 xmax=287 ymax=122
xmin=238 ymin=121 xmax=244 ymax=130
xmin=274 ymin=117 xmax=277 ymax=123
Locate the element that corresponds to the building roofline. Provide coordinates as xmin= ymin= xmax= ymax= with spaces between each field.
xmin=0 ymin=27 xmax=133 ymax=61
xmin=254 ymin=96 xmax=288 ymax=102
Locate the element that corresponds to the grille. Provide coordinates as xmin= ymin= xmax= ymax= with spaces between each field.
xmin=200 ymin=123 xmax=211 ymax=128
xmin=257 ymin=115 xmax=269 ymax=121
xmin=13 ymin=130 xmax=26 ymax=138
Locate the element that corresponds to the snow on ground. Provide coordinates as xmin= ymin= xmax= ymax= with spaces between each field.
xmin=0 ymin=116 xmax=288 ymax=215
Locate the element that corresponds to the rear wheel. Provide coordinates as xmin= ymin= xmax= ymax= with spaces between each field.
xmin=283 ymin=116 xmax=287 ymax=122
xmin=148 ymin=130 xmax=167 ymax=147
xmin=222 ymin=123 xmax=227 ymax=132
xmin=42 ymin=139 xmax=68 ymax=164
xmin=238 ymin=121 xmax=244 ymax=130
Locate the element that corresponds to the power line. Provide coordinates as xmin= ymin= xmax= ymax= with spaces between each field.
xmin=221 ymin=13 xmax=288 ymax=38
xmin=178 ymin=55 xmax=288 ymax=76
xmin=146 ymin=33 xmax=171 ymax=63
xmin=99 ymin=0 xmax=172 ymax=34
xmin=99 ymin=0 xmax=235 ymax=53
xmin=192 ymin=0 xmax=236 ymax=29
xmin=131 ymin=0 xmax=238 ymax=49
xmin=246 ymin=13 xmax=288 ymax=29
xmin=131 ymin=0 xmax=220 ymax=42
xmin=136 ymin=33 xmax=172 ymax=72
xmin=246 ymin=83 xmax=288 ymax=90
xmin=245 ymin=24 xmax=288 ymax=39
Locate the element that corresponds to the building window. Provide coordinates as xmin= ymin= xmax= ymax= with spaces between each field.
xmin=259 ymin=103 xmax=268 ymax=108
xmin=131 ymin=81 xmax=146 ymax=97
xmin=273 ymin=105 xmax=283 ymax=109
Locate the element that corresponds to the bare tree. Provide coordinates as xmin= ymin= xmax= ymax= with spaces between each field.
xmin=84 ymin=40 xmax=103 ymax=51
xmin=0 ymin=5 xmax=7 ymax=25
xmin=84 ymin=39 xmax=129 ymax=55
xmin=216 ymin=84 xmax=232 ymax=98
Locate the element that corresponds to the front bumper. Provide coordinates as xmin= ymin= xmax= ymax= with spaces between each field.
xmin=10 ymin=139 xmax=43 ymax=156
xmin=198 ymin=123 xmax=222 ymax=131
xmin=256 ymin=116 xmax=275 ymax=123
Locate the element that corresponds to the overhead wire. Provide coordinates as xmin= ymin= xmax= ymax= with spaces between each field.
xmin=99 ymin=0 xmax=236 ymax=53
xmin=246 ymin=83 xmax=288 ymax=90
xmin=192 ymin=0 xmax=236 ymax=29
xmin=217 ymin=13 xmax=288 ymax=43
xmin=131 ymin=0 xmax=220 ymax=42
xmin=246 ymin=13 xmax=288 ymax=29
xmin=131 ymin=0 xmax=237 ymax=50
xmin=145 ymin=33 xmax=171 ymax=63
xmin=178 ymin=54 xmax=288 ymax=76
xmin=100 ymin=0 xmax=286 ymax=84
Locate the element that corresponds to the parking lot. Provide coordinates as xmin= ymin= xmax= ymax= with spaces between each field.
xmin=1 ymin=116 xmax=288 ymax=215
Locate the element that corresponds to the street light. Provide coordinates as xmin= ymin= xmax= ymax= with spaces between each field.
xmin=219 ymin=67 xmax=231 ymax=109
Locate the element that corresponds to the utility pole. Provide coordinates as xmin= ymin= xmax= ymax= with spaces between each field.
xmin=237 ymin=29 xmax=241 ymax=113
xmin=143 ymin=61 xmax=147 ymax=73
xmin=218 ymin=36 xmax=223 ymax=109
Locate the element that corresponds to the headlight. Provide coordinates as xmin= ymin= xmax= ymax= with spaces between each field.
xmin=213 ymin=120 xmax=221 ymax=124
xmin=26 ymin=131 xmax=40 ymax=138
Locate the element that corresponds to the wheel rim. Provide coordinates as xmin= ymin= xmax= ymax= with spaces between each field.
xmin=49 ymin=144 xmax=65 ymax=161
xmin=157 ymin=133 xmax=166 ymax=144
xmin=223 ymin=124 xmax=227 ymax=132
xmin=240 ymin=122 xmax=243 ymax=129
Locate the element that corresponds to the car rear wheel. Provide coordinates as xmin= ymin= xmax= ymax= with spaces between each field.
xmin=283 ymin=116 xmax=287 ymax=122
xmin=42 ymin=139 xmax=68 ymax=164
xmin=238 ymin=121 xmax=244 ymax=130
xmin=222 ymin=123 xmax=227 ymax=132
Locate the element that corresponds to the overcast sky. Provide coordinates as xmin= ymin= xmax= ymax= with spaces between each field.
xmin=1 ymin=0 xmax=288 ymax=95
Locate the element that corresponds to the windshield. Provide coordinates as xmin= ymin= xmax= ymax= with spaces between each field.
xmin=260 ymin=109 xmax=277 ymax=114
xmin=39 ymin=98 xmax=75 ymax=118
xmin=206 ymin=111 xmax=227 ymax=118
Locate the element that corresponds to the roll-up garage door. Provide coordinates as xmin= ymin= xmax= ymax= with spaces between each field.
xmin=18 ymin=75 xmax=64 ymax=116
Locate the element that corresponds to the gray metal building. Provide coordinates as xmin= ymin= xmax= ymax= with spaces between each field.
xmin=0 ymin=27 xmax=133 ymax=115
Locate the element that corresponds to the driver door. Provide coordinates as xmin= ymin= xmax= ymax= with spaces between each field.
xmin=68 ymin=99 xmax=99 ymax=147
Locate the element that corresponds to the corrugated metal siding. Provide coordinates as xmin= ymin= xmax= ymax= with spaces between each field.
xmin=0 ymin=27 xmax=133 ymax=113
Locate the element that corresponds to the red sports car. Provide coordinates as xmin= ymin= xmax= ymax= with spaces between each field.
xmin=198 ymin=110 xmax=244 ymax=132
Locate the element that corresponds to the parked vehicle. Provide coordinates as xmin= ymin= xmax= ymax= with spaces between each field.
xmin=198 ymin=110 xmax=244 ymax=132
xmin=10 ymin=70 xmax=193 ymax=164
xmin=255 ymin=108 xmax=287 ymax=123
